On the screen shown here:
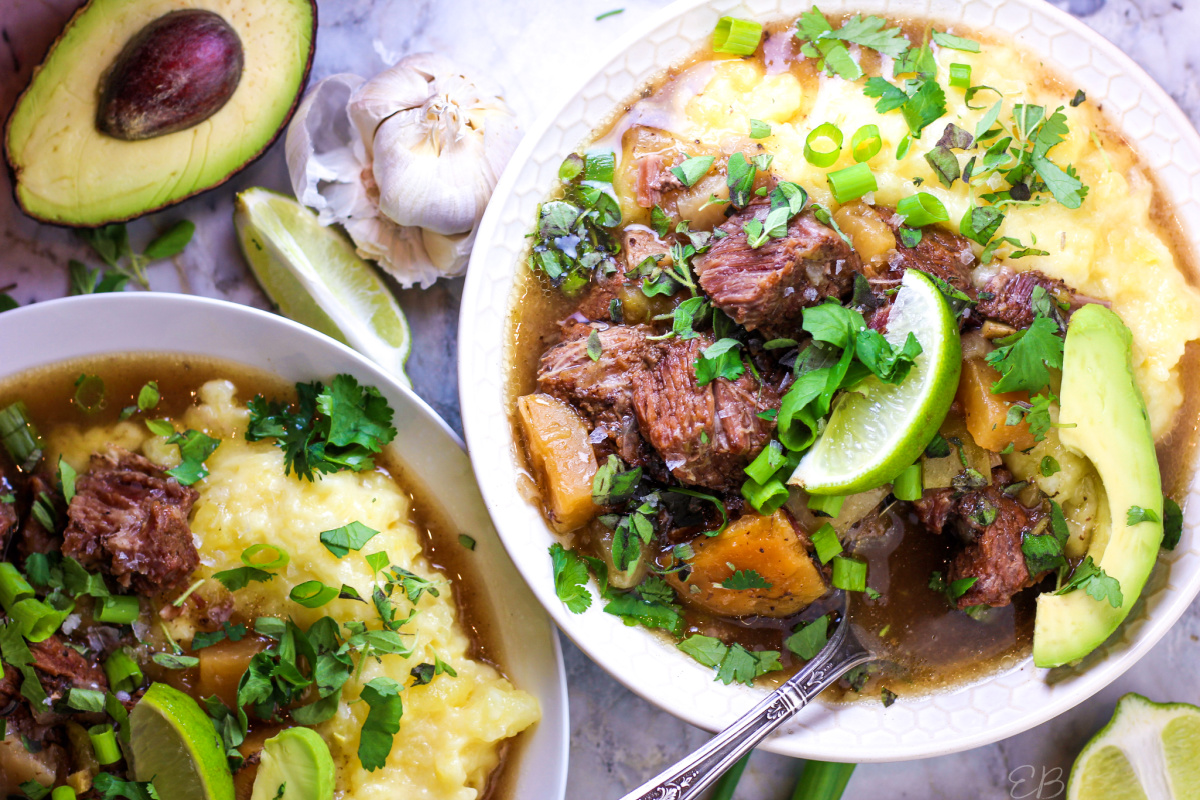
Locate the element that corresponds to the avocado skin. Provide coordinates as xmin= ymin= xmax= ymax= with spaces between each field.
xmin=1032 ymin=304 xmax=1164 ymax=669
xmin=3 ymin=0 xmax=317 ymax=228
xmin=97 ymin=10 xmax=245 ymax=141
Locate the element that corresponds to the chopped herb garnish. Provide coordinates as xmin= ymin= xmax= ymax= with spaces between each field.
xmin=358 ymin=677 xmax=403 ymax=771
xmin=671 ymin=155 xmax=715 ymax=188
xmin=164 ymin=429 xmax=220 ymax=485
xmin=678 ymin=634 xmax=782 ymax=686
xmin=1163 ymin=497 xmax=1183 ymax=550
xmin=320 ymin=521 xmax=381 ymax=558
xmin=1127 ymin=506 xmax=1161 ymax=526
xmin=1055 ymin=556 xmax=1123 ymax=608
xmin=595 ymin=8 xmax=624 ymax=21
xmin=549 ymin=544 xmax=592 ymax=613
xmin=785 ymin=615 xmax=829 ymax=660
xmin=721 ymin=569 xmax=772 ymax=590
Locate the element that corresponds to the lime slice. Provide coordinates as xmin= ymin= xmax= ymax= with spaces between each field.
xmin=130 ymin=683 xmax=235 ymax=800
xmin=1068 ymin=693 xmax=1200 ymax=800
xmin=234 ymin=187 xmax=412 ymax=386
xmin=250 ymin=727 xmax=336 ymax=800
xmin=789 ymin=269 xmax=961 ymax=495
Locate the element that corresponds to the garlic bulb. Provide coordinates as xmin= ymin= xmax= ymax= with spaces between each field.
xmin=285 ymin=54 xmax=520 ymax=287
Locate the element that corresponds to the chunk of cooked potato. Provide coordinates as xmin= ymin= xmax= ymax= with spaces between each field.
xmin=517 ymin=394 xmax=600 ymax=533
xmin=667 ymin=510 xmax=827 ymax=618
xmin=833 ymin=201 xmax=895 ymax=272
xmin=956 ymin=356 xmax=1036 ymax=453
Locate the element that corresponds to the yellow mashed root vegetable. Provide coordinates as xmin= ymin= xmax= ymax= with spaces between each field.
xmin=619 ymin=44 xmax=1200 ymax=438
xmin=50 ymin=380 xmax=540 ymax=800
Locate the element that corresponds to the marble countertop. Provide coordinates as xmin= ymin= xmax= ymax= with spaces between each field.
xmin=2 ymin=0 xmax=1199 ymax=797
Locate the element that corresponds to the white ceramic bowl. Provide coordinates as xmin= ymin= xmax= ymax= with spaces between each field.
xmin=460 ymin=0 xmax=1200 ymax=762
xmin=0 ymin=293 xmax=568 ymax=798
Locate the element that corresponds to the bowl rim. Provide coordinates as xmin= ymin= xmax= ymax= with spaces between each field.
xmin=0 ymin=292 xmax=569 ymax=797
xmin=460 ymin=0 xmax=1200 ymax=762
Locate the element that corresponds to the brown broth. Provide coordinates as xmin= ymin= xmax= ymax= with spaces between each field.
xmin=0 ymin=352 xmax=522 ymax=799
xmin=505 ymin=13 xmax=1200 ymax=701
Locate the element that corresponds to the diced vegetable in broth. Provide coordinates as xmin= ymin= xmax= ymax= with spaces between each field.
xmin=957 ymin=357 xmax=1036 ymax=452
xmin=666 ymin=511 xmax=827 ymax=618
xmin=517 ymin=393 xmax=600 ymax=532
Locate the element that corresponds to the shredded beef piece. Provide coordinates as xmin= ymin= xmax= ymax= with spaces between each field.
xmin=636 ymin=153 xmax=685 ymax=208
xmin=29 ymin=636 xmax=109 ymax=702
xmin=631 ymin=335 xmax=778 ymax=491
xmin=977 ymin=268 xmax=1075 ymax=330
xmin=0 ymin=662 xmax=20 ymax=716
xmin=537 ymin=324 xmax=661 ymax=467
xmin=870 ymin=206 xmax=978 ymax=298
xmin=693 ymin=206 xmax=860 ymax=339
xmin=914 ymin=469 xmax=1045 ymax=608
xmin=63 ymin=448 xmax=200 ymax=596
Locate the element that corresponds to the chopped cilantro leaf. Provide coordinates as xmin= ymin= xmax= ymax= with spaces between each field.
xmin=1022 ymin=531 xmax=1066 ymax=576
xmin=1055 ymin=556 xmax=1123 ymax=608
xmin=549 ymin=544 xmax=592 ymax=613
xmin=164 ymin=430 xmax=220 ymax=485
xmin=932 ymin=30 xmax=980 ymax=52
xmin=1127 ymin=506 xmax=1161 ymax=526
xmin=985 ymin=316 xmax=1064 ymax=393
xmin=320 ymin=521 xmax=381 ymax=558
xmin=358 ymin=677 xmax=403 ymax=771
xmin=785 ymin=615 xmax=829 ymax=660
xmin=670 ymin=155 xmax=715 ymax=188
xmin=694 ymin=338 xmax=745 ymax=386
xmin=721 ymin=569 xmax=772 ymax=590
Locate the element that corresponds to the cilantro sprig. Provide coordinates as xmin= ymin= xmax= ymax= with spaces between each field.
xmin=246 ymin=375 xmax=398 ymax=481
xmin=678 ymin=634 xmax=782 ymax=686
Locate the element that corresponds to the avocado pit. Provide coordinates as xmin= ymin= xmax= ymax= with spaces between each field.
xmin=97 ymin=9 xmax=244 ymax=141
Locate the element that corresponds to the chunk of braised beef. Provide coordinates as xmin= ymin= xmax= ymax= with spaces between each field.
xmin=63 ymin=448 xmax=200 ymax=596
xmin=537 ymin=324 xmax=661 ymax=468
xmin=636 ymin=153 xmax=685 ymax=209
xmin=977 ymin=268 xmax=1074 ymax=330
xmin=914 ymin=469 xmax=1046 ymax=608
xmin=29 ymin=636 xmax=110 ymax=704
xmin=858 ymin=205 xmax=977 ymax=297
xmin=693 ymin=206 xmax=860 ymax=339
xmin=630 ymin=335 xmax=778 ymax=491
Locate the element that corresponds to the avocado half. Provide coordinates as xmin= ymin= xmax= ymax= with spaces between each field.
xmin=4 ymin=0 xmax=316 ymax=227
xmin=1032 ymin=305 xmax=1164 ymax=668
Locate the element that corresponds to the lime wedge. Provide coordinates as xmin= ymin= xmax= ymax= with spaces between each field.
xmin=789 ymin=269 xmax=961 ymax=495
xmin=1068 ymin=693 xmax=1200 ymax=800
xmin=234 ymin=187 xmax=412 ymax=386
xmin=130 ymin=683 xmax=235 ymax=800
xmin=250 ymin=727 xmax=336 ymax=800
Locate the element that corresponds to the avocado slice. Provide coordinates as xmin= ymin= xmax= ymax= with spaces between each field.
xmin=4 ymin=0 xmax=315 ymax=226
xmin=1032 ymin=305 xmax=1164 ymax=668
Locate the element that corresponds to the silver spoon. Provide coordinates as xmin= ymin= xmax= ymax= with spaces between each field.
xmin=618 ymin=598 xmax=876 ymax=800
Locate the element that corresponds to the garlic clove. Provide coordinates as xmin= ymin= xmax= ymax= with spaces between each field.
xmin=285 ymin=73 xmax=373 ymax=226
xmin=348 ymin=61 xmax=433 ymax=156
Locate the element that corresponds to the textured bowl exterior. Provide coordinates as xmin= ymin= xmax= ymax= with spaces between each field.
xmin=460 ymin=0 xmax=1200 ymax=761
xmin=0 ymin=294 xmax=568 ymax=798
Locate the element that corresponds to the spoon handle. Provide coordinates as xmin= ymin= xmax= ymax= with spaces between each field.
xmin=618 ymin=622 xmax=874 ymax=800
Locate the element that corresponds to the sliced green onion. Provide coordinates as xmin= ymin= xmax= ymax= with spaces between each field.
xmin=808 ymin=493 xmax=845 ymax=518
xmin=51 ymin=787 xmax=77 ymax=800
xmin=11 ymin=598 xmax=64 ymax=642
xmin=73 ymin=374 xmax=105 ymax=413
xmin=0 ymin=562 xmax=34 ymax=611
xmin=241 ymin=543 xmax=289 ymax=571
xmin=744 ymin=440 xmax=786 ymax=485
xmin=712 ymin=16 xmax=763 ymax=55
xmin=810 ymin=523 xmax=843 ymax=565
xmin=831 ymin=556 xmax=868 ymax=592
xmin=804 ymin=123 xmax=843 ymax=168
xmin=584 ymin=150 xmax=616 ymax=183
xmin=827 ymin=162 xmax=877 ymax=204
xmin=558 ymin=153 xmax=584 ymax=182
xmin=892 ymin=464 xmax=923 ymax=502
xmin=89 ymin=724 xmax=121 ymax=765
xmin=896 ymin=193 xmax=950 ymax=227
xmin=949 ymin=62 xmax=972 ymax=90
xmin=94 ymin=595 xmax=140 ymax=625
xmin=290 ymin=580 xmax=339 ymax=608
xmin=103 ymin=649 xmax=143 ymax=694
xmin=0 ymin=402 xmax=43 ymax=471
xmin=851 ymin=125 xmax=882 ymax=163
xmin=741 ymin=476 xmax=790 ymax=515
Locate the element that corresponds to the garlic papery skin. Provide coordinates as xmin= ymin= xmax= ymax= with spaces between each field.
xmin=285 ymin=54 xmax=520 ymax=288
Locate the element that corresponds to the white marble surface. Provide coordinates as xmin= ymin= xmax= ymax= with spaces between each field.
xmin=2 ymin=0 xmax=1199 ymax=797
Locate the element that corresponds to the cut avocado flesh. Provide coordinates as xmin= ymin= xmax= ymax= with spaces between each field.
xmin=1032 ymin=305 xmax=1164 ymax=669
xmin=250 ymin=727 xmax=335 ymax=800
xmin=4 ymin=0 xmax=315 ymax=226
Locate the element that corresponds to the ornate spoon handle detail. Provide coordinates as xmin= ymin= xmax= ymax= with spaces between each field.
xmin=618 ymin=621 xmax=874 ymax=800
